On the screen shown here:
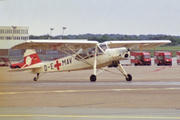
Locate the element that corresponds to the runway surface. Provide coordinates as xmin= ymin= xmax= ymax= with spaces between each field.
xmin=0 ymin=65 xmax=180 ymax=119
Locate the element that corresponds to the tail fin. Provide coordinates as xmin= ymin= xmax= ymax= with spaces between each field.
xmin=23 ymin=49 xmax=41 ymax=68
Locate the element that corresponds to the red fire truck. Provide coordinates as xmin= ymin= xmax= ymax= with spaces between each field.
xmin=177 ymin=51 xmax=180 ymax=65
xmin=154 ymin=51 xmax=172 ymax=66
xmin=131 ymin=51 xmax=151 ymax=66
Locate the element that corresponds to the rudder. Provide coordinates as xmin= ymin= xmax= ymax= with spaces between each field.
xmin=23 ymin=49 xmax=41 ymax=68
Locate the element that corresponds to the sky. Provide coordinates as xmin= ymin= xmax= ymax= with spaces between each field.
xmin=0 ymin=0 xmax=180 ymax=36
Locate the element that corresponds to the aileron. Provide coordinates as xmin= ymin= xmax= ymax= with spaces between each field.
xmin=106 ymin=40 xmax=171 ymax=50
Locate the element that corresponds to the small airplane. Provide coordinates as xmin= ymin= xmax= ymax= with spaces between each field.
xmin=10 ymin=39 xmax=171 ymax=82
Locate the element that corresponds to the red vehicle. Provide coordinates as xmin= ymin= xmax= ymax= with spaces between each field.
xmin=131 ymin=51 xmax=151 ymax=66
xmin=10 ymin=59 xmax=24 ymax=68
xmin=154 ymin=51 xmax=172 ymax=66
xmin=177 ymin=51 xmax=180 ymax=65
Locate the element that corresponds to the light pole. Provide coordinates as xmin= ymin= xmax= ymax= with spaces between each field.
xmin=61 ymin=27 xmax=67 ymax=39
xmin=12 ymin=26 xmax=17 ymax=40
xmin=49 ymin=28 xmax=54 ymax=39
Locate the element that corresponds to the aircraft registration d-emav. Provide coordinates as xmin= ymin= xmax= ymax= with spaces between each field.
xmin=10 ymin=39 xmax=171 ymax=82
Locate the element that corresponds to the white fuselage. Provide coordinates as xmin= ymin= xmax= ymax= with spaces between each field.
xmin=33 ymin=47 xmax=130 ymax=74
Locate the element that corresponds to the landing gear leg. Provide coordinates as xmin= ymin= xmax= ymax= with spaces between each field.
xmin=90 ymin=45 xmax=97 ymax=82
xmin=33 ymin=73 xmax=39 ymax=81
xmin=117 ymin=63 xmax=132 ymax=81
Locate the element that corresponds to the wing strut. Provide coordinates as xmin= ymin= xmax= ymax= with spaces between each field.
xmin=117 ymin=63 xmax=132 ymax=81
xmin=93 ymin=45 xmax=97 ymax=75
xmin=63 ymin=45 xmax=93 ymax=66
xmin=96 ymin=66 xmax=108 ymax=75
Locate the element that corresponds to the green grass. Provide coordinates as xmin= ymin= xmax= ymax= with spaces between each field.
xmin=150 ymin=46 xmax=180 ymax=51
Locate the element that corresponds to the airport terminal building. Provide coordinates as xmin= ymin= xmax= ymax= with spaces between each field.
xmin=0 ymin=26 xmax=29 ymax=40
xmin=0 ymin=26 xmax=64 ymax=61
xmin=0 ymin=26 xmax=29 ymax=60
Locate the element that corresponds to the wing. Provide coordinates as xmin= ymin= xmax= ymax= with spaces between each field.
xmin=11 ymin=39 xmax=99 ymax=50
xmin=104 ymin=40 xmax=171 ymax=50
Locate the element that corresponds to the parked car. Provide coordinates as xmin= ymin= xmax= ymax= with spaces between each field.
xmin=10 ymin=59 xmax=24 ymax=68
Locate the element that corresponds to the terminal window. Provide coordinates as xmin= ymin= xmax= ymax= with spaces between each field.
xmin=0 ymin=30 xmax=4 ymax=34
xmin=0 ymin=37 xmax=4 ymax=40
xmin=5 ymin=30 xmax=12 ymax=34
xmin=6 ymin=37 xmax=12 ymax=40
xmin=21 ymin=37 xmax=28 ymax=40
xmin=21 ymin=30 xmax=28 ymax=34
xmin=13 ymin=30 xmax=20 ymax=34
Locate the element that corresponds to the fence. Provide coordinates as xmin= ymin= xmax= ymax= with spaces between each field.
xmin=0 ymin=49 xmax=71 ymax=61
xmin=6 ymin=55 xmax=67 ymax=61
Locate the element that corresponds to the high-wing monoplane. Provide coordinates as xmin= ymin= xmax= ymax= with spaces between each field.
xmin=10 ymin=39 xmax=171 ymax=82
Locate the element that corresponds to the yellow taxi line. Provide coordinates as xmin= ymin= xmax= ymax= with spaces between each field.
xmin=0 ymin=114 xmax=180 ymax=119
xmin=0 ymin=88 xmax=180 ymax=95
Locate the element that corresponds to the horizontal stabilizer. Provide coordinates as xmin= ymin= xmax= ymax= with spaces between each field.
xmin=8 ymin=65 xmax=42 ymax=72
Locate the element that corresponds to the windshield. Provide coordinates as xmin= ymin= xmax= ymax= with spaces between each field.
xmin=165 ymin=55 xmax=171 ymax=59
xmin=144 ymin=55 xmax=150 ymax=58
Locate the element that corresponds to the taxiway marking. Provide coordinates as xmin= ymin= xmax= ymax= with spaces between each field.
xmin=0 ymin=88 xmax=180 ymax=95
xmin=144 ymin=66 xmax=172 ymax=73
xmin=0 ymin=115 xmax=180 ymax=119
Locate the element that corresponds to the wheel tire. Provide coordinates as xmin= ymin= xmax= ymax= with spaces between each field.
xmin=126 ymin=74 xmax=132 ymax=81
xmin=33 ymin=77 xmax=37 ymax=81
xmin=90 ymin=74 xmax=96 ymax=82
xmin=15 ymin=66 xmax=20 ymax=68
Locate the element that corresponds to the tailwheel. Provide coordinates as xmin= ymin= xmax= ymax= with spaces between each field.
xmin=90 ymin=74 xmax=96 ymax=82
xmin=126 ymin=74 xmax=132 ymax=81
xmin=33 ymin=73 xmax=39 ymax=81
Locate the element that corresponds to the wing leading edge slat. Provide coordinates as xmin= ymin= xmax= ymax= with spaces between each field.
xmin=104 ymin=40 xmax=171 ymax=50
xmin=11 ymin=40 xmax=99 ymax=50
xmin=11 ymin=39 xmax=171 ymax=50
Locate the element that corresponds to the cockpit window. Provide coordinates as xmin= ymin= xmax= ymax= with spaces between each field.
xmin=75 ymin=46 xmax=104 ymax=60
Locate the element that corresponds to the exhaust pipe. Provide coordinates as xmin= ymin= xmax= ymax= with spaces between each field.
xmin=124 ymin=53 xmax=129 ymax=58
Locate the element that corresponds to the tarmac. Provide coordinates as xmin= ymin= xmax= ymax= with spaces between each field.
xmin=0 ymin=64 xmax=180 ymax=120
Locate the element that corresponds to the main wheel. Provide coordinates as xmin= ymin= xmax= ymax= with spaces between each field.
xmin=126 ymin=74 xmax=132 ymax=81
xmin=15 ymin=66 xmax=20 ymax=68
xmin=33 ymin=77 xmax=37 ymax=81
xmin=90 ymin=74 xmax=96 ymax=82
